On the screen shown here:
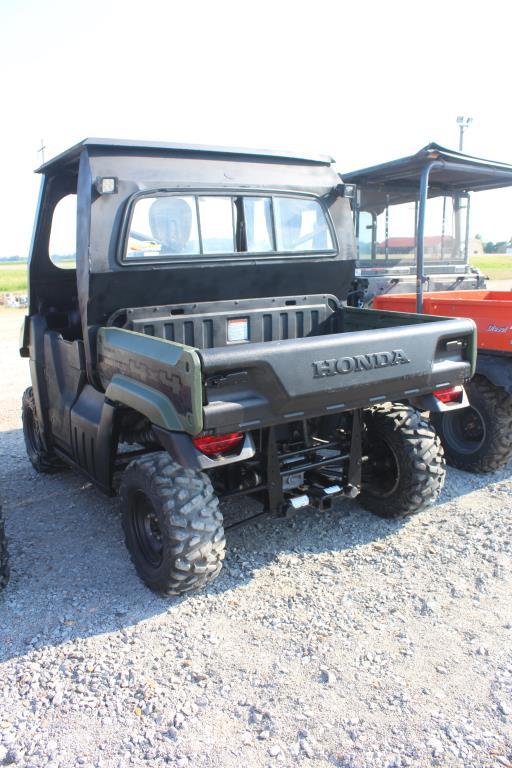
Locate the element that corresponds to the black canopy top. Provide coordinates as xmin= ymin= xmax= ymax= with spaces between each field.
xmin=36 ymin=137 xmax=334 ymax=174
xmin=342 ymin=143 xmax=512 ymax=208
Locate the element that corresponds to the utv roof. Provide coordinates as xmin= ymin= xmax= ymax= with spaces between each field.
xmin=36 ymin=137 xmax=335 ymax=174
xmin=342 ymin=143 xmax=512 ymax=206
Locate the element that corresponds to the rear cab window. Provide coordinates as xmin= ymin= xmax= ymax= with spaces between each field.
xmin=124 ymin=193 xmax=335 ymax=262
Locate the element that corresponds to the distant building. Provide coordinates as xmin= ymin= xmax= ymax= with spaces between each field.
xmin=376 ymin=235 xmax=484 ymax=259
xmin=377 ymin=235 xmax=456 ymax=257
xmin=469 ymin=238 xmax=484 ymax=257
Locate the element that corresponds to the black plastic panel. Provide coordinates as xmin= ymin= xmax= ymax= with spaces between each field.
xmin=43 ymin=332 xmax=86 ymax=450
xmin=476 ymin=351 xmax=512 ymax=394
xmin=87 ymin=259 xmax=356 ymax=327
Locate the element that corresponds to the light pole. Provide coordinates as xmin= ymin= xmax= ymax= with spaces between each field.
xmin=455 ymin=117 xmax=473 ymax=264
xmin=456 ymin=116 xmax=473 ymax=152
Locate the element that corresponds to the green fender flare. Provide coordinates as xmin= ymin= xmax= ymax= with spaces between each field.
xmin=106 ymin=374 xmax=202 ymax=434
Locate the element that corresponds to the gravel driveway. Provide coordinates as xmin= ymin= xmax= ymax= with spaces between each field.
xmin=1 ymin=309 xmax=511 ymax=768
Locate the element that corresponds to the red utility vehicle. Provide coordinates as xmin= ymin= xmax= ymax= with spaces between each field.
xmin=374 ymin=290 xmax=512 ymax=472
xmin=342 ymin=143 xmax=512 ymax=304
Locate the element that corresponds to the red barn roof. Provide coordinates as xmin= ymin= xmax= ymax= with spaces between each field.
xmin=377 ymin=235 xmax=455 ymax=248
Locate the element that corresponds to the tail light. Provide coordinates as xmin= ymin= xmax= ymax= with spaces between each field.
xmin=433 ymin=385 xmax=464 ymax=404
xmin=193 ymin=432 xmax=244 ymax=456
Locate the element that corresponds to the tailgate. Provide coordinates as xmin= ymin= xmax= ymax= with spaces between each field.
xmin=200 ymin=317 xmax=476 ymax=433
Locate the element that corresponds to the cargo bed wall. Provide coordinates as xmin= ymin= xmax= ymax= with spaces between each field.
xmin=110 ymin=295 xmax=339 ymax=349
xmin=109 ymin=296 xmax=450 ymax=350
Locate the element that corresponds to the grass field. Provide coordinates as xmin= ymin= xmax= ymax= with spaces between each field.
xmin=0 ymin=260 xmax=75 ymax=293
xmin=470 ymin=253 xmax=512 ymax=280
xmin=0 ymin=263 xmax=28 ymax=292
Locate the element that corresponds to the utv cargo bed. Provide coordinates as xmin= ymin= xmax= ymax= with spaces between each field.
xmin=100 ymin=294 xmax=476 ymax=435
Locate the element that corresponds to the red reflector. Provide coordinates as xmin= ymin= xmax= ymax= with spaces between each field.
xmin=192 ymin=432 xmax=244 ymax=456
xmin=433 ymin=385 xmax=464 ymax=404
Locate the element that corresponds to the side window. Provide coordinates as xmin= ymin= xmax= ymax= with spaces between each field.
xmin=243 ymin=197 xmax=274 ymax=252
xmin=49 ymin=194 xmax=77 ymax=268
xmin=274 ymin=197 xmax=333 ymax=252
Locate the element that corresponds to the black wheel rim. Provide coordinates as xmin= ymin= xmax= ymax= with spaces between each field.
xmin=130 ymin=491 xmax=164 ymax=568
xmin=441 ymin=406 xmax=486 ymax=455
xmin=362 ymin=437 xmax=400 ymax=497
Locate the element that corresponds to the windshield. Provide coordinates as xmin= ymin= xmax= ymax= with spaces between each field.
xmin=357 ymin=195 xmax=469 ymax=266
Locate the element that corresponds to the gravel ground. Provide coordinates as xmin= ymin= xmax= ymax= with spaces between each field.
xmin=1 ymin=308 xmax=511 ymax=768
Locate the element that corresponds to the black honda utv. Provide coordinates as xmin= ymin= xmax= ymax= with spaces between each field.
xmin=20 ymin=139 xmax=476 ymax=595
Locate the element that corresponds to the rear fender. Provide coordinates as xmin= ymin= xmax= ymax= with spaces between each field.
xmin=105 ymin=375 xmax=192 ymax=432
xmin=476 ymin=353 xmax=512 ymax=394
xmin=98 ymin=327 xmax=203 ymax=434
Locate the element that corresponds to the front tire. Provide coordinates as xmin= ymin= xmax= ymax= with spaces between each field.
xmin=22 ymin=387 xmax=64 ymax=474
xmin=120 ymin=453 xmax=225 ymax=595
xmin=432 ymin=376 xmax=512 ymax=473
xmin=359 ymin=404 xmax=445 ymax=519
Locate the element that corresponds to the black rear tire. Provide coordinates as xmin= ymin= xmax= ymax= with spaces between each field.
xmin=359 ymin=404 xmax=446 ymax=519
xmin=120 ymin=453 xmax=225 ymax=595
xmin=0 ymin=509 xmax=9 ymax=591
xmin=22 ymin=387 xmax=64 ymax=474
xmin=432 ymin=376 xmax=512 ymax=473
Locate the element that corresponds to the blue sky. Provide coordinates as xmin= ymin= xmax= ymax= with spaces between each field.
xmin=1 ymin=0 xmax=511 ymax=256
